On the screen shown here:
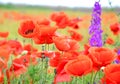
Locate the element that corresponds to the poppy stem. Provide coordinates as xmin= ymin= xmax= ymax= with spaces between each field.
xmin=76 ymin=76 xmax=78 ymax=84
xmin=48 ymin=44 xmax=49 ymax=51
xmin=40 ymin=58 xmax=44 ymax=84
xmin=70 ymin=76 xmax=75 ymax=84
xmin=90 ymin=71 xmax=94 ymax=84
xmin=82 ymin=76 xmax=84 ymax=84
xmin=40 ymin=45 xmax=46 ymax=84
xmin=30 ymin=39 xmax=33 ymax=46
xmin=52 ymin=69 xmax=57 ymax=84
xmin=52 ymin=45 xmax=55 ymax=50
xmin=92 ymin=71 xmax=98 ymax=84
xmin=23 ymin=39 xmax=26 ymax=46
xmin=43 ymin=57 xmax=48 ymax=83
xmin=45 ymin=44 xmax=47 ymax=50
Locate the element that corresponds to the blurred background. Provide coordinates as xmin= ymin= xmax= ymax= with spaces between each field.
xmin=0 ymin=0 xmax=120 ymax=8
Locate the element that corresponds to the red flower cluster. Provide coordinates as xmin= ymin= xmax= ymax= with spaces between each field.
xmin=1 ymin=11 xmax=119 ymax=84
xmin=0 ymin=39 xmax=40 ymax=83
xmin=50 ymin=11 xmax=82 ymax=29
xmin=110 ymin=22 xmax=120 ymax=35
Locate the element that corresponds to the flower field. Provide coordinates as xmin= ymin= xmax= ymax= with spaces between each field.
xmin=0 ymin=2 xmax=120 ymax=84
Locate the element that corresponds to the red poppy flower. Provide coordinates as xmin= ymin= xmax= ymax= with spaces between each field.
xmin=0 ymin=31 xmax=9 ymax=38
xmin=36 ymin=25 xmax=57 ymax=36
xmin=53 ymin=36 xmax=80 ymax=52
xmin=88 ymin=47 xmax=117 ymax=70
xmin=32 ymin=25 xmax=57 ymax=44
xmin=82 ymin=44 xmax=90 ymax=55
xmin=18 ymin=19 xmax=38 ymax=38
xmin=7 ymin=40 xmax=23 ymax=56
xmin=54 ymin=60 xmax=71 ymax=84
xmin=9 ymin=62 xmax=26 ymax=77
xmin=0 ymin=47 xmax=11 ymax=61
xmin=23 ymin=44 xmax=38 ymax=54
xmin=68 ymin=29 xmax=83 ymax=41
xmin=33 ymin=35 xmax=54 ymax=44
xmin=61 ymin=51 xmax=80 ymax=60
xmin=68 ymin=18 xmax=82 ymax=29
xmin=13 ymin=54 xmax=37 ymax=67
xmin=50 ymin=12 xmax=69 ymax=28
xmin=105 ymin=37 xmax=114 ymax=45
xmin=0 ymin=40 xmax=7 ymax=46
xmin=0 ymin=40 xmax=23 ymax=56
xmin=110 ymin=22 xmax=120 ymax=35
xmin=36 ymin=18 xmax=50 ymax=25
xmin=102 ymin=64 xmax=120 ymax=84
xmin=49 ymin=51 xmax=79 ymax=67
xmin=33 ymin=50 xmax=61 ymax=58
xmin=43 ymin=51 xmax=61 ymax=58
xmin=49 ymin=51 xmax=61 ymax=67
xmin=64 ymin=55 xmax=93 ymax=76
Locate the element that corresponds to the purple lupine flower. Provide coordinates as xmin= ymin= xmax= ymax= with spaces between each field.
xmin=89 ymin=30 xmax=103 ymax=47
xmin=115 ymin=49 xmax=120 ymax=64
xmin=117 ymin=49 xmax=120 ymax=54
xmin=89 ymin=1 xmax=103 ymax=47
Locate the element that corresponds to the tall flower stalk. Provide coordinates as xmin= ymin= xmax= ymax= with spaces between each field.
xmin=89 ymin=1 xmax=103 ymax=47
xmin=89 ymin=1 xmax=103 ymax=84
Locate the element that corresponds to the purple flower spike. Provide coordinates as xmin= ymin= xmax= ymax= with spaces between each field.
xmin=89 ymin=1 xmax=103 ymax=47
xmin=117 ymin=49 xmax=120 ymax=55
xmin=114 ymin=49 xmax=120 ymax=64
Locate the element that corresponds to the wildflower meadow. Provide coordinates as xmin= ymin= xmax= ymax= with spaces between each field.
xmin=0 ymin=1 xmax=120 ymax=84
